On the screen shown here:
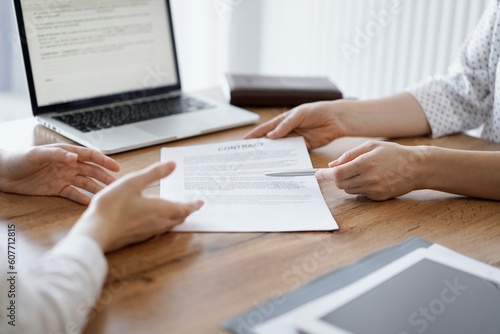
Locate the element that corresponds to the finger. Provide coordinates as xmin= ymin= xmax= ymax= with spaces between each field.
xmin=280 ymin=131 xmax=314 ymax=150
xmin=315 ymin=168 xmax=336 ymax=181
xmin=59 ymin=185 xmax=91 ymax=205
xmin=72 ymin=175 xmax=105 ymax=194
xmin=328 ymin=141 xmax=377 ymax=167
xmin=166 ymin=199 xmax=204 ymax=220
xmin=78 ymin=162 xmax=116 ymax=185
xmin=243 ymin=112 xmax=291 ymax=139
xmin=60 ymin=145 xmax=120 ymax=172
xmin=128 ymin=199 xmax=204 ymax=244
xmin=123 ymin=161 xmax=176 ymax=191
xmin=266 ymin=109 xmax=306 ymax=138
xmin=147 ymin=199 xmax=204 ymax=231
xmin=334 ymin=174 xmax=365 ymax=190
xmin=343 ymin=186 xmax=366 ymax=196
xmin=330 ymin=160 xmax=363 ymax=182
xmin=316 ymin=163 xmax=365 ymax=183
xmin=30 ymin=146 xmax=78 ymax=166
xmin=343 ymin=186 xmax=387 ymax=201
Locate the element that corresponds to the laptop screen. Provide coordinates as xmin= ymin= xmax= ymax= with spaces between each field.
xmin=18 ymin=0 xmax=179 ymax=108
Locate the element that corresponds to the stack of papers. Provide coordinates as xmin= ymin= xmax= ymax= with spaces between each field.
xmin=160 ymin=137 xmax=337 ymax=232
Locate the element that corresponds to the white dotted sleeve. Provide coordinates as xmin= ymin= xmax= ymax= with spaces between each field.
xmin=407 ymin=1 xmax=499 ymax=138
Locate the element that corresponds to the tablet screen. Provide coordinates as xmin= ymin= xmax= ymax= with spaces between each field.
xmin=320 ymin=259 xmax=500 ymax=334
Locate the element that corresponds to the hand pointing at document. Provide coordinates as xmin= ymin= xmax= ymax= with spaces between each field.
xmin=245 ymin=95 xmax=433 ymax=201
xmin=315 ymin=141 xmax=427 ymax=201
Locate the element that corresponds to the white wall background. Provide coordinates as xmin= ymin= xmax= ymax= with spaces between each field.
xmin=0 ymin=0 xmax=491 ymax=121
xmin=171 ymin=0 xmax=263 ymax=91
xmin=257 ymin=0 xmax=490 ymax=99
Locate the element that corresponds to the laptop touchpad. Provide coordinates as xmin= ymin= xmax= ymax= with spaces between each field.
xmin=135 ymin=116 xmax=208 ymax=138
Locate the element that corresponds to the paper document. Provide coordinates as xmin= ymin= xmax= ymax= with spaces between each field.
xmin=160 ymin=137 xmax=337 ymax=232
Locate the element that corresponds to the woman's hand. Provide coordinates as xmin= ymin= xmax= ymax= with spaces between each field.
xmin=71 ymin=161 xmax=203 ymax=252
xmin=244 ymin=101 xmax=347 ymax=150
xmin=0 ymin=144 xmax=120 ymax=205
xmin=244 ymin=93 xmax=431 ymax=149
xmin=316 ymin=141 xmax=428 ymax=201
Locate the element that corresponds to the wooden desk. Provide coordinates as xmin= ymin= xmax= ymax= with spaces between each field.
xmin=2 ymin=91 xmax=500 ymax=333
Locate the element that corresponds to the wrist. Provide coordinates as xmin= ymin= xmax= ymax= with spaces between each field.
xmin=412 ymin=146 xmax=434 ymax=191
xmin=69 ymin=209 xmax=111 ymax=252
xmin=331 ymin=99 xmax=355 ymax=138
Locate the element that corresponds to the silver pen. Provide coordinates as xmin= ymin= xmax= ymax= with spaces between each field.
xmin=264 ymin=168 xmax=328 ymax=177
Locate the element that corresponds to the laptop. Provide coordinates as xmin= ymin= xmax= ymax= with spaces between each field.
xmin=13 ymin=0 xmax=259 ymax=154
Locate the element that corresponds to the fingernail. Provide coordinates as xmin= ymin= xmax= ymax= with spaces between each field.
xmin=328 ymin=159 xmax=339 ymax=167
xmin=267 ymin=130 xmax=277 ymax=138
xmin=194 ymin=200 xmax=204 ymax=210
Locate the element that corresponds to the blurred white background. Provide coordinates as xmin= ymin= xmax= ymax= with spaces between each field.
xmin=0 ymin=0 xmax=490 ymax=122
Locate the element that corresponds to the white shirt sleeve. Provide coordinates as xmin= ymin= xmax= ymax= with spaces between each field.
xmin=0 ymin=234 xmax=107 ymax=334
xmin=407 ymin=0 xmax=499 ymax=138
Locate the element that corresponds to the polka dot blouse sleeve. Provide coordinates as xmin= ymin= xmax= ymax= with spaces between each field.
xmin=408 ymin=0 xmax=500 ymax=142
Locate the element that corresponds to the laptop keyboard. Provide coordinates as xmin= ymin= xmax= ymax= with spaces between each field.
xmin=53 ymin=96 xmax=214 ymax=133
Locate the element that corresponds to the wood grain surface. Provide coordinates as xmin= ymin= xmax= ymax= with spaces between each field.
xmin=1 ymin=90 xmax=500 ymax=333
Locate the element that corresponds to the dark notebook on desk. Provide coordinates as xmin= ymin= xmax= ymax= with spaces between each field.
xmin=223 ymin=74 xmax=343 ymax=108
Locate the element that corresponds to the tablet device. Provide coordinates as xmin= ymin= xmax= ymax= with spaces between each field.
xmin=295 ymin=248 xmax=500 ymax=334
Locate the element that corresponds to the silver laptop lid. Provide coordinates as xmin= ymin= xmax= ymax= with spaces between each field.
xmin=14 ymin=0 xmax=182 ymax=116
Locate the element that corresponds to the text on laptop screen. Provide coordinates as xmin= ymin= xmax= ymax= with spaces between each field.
xmin=21 ymin=0 xmax=178 ymax=107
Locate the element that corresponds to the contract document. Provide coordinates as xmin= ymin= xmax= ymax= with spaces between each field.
xmin=160 ymin=137 xmax=338 ymax=232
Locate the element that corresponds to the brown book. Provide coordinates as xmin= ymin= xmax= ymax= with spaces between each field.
xmin=223 ymin=73 xmax=343 ymax=108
